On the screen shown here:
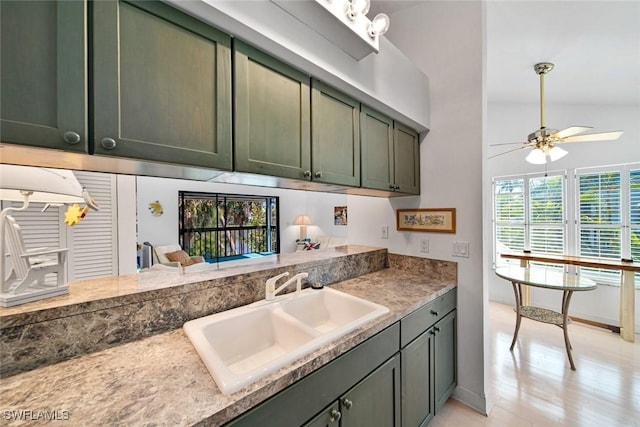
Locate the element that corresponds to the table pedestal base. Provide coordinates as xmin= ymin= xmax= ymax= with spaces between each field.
xmin=510 ymin=281 xmax=577 ymax=370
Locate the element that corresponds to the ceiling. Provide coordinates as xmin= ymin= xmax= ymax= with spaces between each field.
xmin=370 ymin=0 xmax=640 ymax=106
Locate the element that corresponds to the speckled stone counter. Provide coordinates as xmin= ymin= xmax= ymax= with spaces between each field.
xmin=0 ymin=251 xmax=457 ymax=426
xmin=0 ymin=246 xmax=387 ymax=376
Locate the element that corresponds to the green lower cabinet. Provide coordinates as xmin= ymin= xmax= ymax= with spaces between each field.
xmin=434 ymin=310 xmax=457 ymax=411
xmin=401 ymin=329 xmax=435 ymax=427
xmin=0 ymin=0 xmax=87 ymax=152
xmin=92 ymin=0 xmax=232 ymax=169
xmin=401 ymin=309 xmax=457 ymax=427
xmin=340 ymin=354 xmax=401 ymax=427
xmin=304 ymin=354 xmax=401 ymax=427
xmin=305 ymin=402 xmax=342 ymax=427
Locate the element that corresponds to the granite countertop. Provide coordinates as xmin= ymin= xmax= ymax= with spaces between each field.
xmin=0 ymin=267 xmax=455 ymax=426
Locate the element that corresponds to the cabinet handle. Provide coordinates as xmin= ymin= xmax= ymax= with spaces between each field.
xmin=314 ymin=171 xmax=323 ymax=178
xmin=100 ymin=137 xmax=117 ymax=150
xmin=303 ymin=170 xmax=312 ymax=178
xmin=389 ymin=184 xmax=395 ymax=190
xmin=329 ymin=409 xmax=341 ymax=423
xmin=429 ymin=330 xmax=436 ymax=335
xmin=395 ymin=185 xmax=401 ymax=190
xmin=63 ymin=131 xmax=81 ymax=145
xmin=430 ymin=310 xmax=439 ymax=316
xmin=342 ymin=398 xmax=353 ymax=409
xmin=434 ymin=326 xmax=440 ymax=333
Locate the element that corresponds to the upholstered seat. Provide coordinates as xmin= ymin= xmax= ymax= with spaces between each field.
xmin=153 ymin=244 xmax=205 ymax=268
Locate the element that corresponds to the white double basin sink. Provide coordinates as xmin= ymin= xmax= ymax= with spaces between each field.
xmin=183 ymin=287 xmax=389 ymax=394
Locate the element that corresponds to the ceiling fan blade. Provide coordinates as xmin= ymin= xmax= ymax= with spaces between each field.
xmin=490 ymin=141 xmax=530 ymax=147
xmin=488 ymin=145 xmax=530 ymax=159
xmin=551 ymin=126 xmax=592 ymax=139
xmin=562 ymin=131 xmax=624 ymax=143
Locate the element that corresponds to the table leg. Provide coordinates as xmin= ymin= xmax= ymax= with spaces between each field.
xmin=510 ymin=281 xmax=522 ymax=351
xmin=620 ymin=270 xmax=635 ymax=343
xmin=520 ymin=259 xmax=531 ymax=306
xmin=561 ymin=290 xmax=576 ymax=370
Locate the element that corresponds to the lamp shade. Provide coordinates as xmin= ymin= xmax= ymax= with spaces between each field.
xmin=525 ymin=148 xmax=547 ymax=165
xmin=0 ymin=165 xmax=84 ymax=204
xmin=294 ymin=215 xmax=313 ymax=226
xmin=548 ymin=146 xmax=568 ymax=162
xmin=369 ymin=13 xmax=390 ymax=37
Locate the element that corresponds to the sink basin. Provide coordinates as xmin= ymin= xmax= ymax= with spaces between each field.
xmin=183 ymin=287 xmax=388 ymax=394
xmin=279 ymin=287 xmax=388 ymax=334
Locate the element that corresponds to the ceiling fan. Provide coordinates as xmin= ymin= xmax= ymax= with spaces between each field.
xmin=491 ymin=62 xmax=624 ymax=164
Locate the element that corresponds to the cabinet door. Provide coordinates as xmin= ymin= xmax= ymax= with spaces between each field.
xmin=234 ymin=40 xmax=311 ymax=180
xmin=303 ymin=401 xmax=341 ymax=427
xmin=434 ymin=310 xmax=457 ymax=411
xmin=401 ymin=330 xmax=434 ymax=427
xmin=0 ymin=0 xmax=86 ymax=152
xmin=340 ymin=354 xmax=401 ymax=427
xmin=360 ymin=106 xmax=394 ymax=191
xmin=311 ymin=80 xmax=360 ymax=186
xmin=93 ymin=0 xmax=232 ymax=169
xmin=393 ymin=123 xmax=420 ymax=195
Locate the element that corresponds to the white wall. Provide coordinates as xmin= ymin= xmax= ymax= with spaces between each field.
xmin=135 ymin=177 xmax=348 ymax=254
xmin=487 ymin=102 xmax=640 ymax=329
xmin=348 ymin=1 xmax=489 ymax=414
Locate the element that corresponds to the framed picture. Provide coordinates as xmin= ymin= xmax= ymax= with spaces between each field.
xmin=396 ymin=208 xmax=456 ymax=233
xmin=334 ymin=206 xmax=348 ymax=225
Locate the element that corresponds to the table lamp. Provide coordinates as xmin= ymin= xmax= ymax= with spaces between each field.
xmin=293 ymin=215 xmax=313 ymax=240
xmin=0 ymin=165 xmax=86 ymax=307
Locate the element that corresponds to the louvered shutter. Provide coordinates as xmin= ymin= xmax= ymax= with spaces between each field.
xmin=629 ymin=169 xmax=639 ymax=282
xmin=577 ymin=170 xmax=622 ymax=284
xmin=494 ymin=178 xmax=525 ymax=267
xmin=68 ymin=171 xmax=118 ymax=280
xmin=529 ymin=175 xmax=565 ymax=256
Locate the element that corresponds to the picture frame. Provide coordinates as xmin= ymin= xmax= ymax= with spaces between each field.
xmin=396 ymin=208 xmax=456 ymax=233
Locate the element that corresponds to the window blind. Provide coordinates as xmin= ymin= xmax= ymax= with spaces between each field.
xmin=578 ymin=171 xmax=621 ymax=283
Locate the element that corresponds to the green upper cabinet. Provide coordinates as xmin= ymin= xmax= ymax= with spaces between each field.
xmin=311 ymin=80 xmax=361 ymax=187
xmin=92 ymin=0 xmax=232 ymax=169
xmin=361 ymin=106 xmax=420 ymax=195
xmin=393 ymin=122 xmax=420 ymax=195
xmin=361 ymin=106 xmax=394 ymax=191
xmin=234 ymin=40 xmax=311 ymax=180
xmin=0 ymin=0 xmax=87 ymax=152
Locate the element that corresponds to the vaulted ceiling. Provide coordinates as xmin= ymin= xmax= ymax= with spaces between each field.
xmin=371 ymin=1 xmax=640 ymax=106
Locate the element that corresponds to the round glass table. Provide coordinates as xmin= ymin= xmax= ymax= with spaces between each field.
xmin=495 ymin=266 xmax=597 ymax=370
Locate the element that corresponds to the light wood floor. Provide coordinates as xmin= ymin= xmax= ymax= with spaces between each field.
xmin=432 ymin=301 xmax=640 ymax=427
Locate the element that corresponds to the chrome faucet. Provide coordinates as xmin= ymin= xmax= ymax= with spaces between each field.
xmin=265 ymin=272 xmax=309 ymax=301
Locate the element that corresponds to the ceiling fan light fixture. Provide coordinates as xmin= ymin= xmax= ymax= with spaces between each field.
xmin=548 ymin=146 xmax=568 ymax=162
xmin=525 ymin=148 xmax=547 ymax=164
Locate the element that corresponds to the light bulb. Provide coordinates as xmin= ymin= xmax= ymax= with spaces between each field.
xmin=525 ymin=148 xmax=547 ymax=164
xmin=368 ymin=13 xmax=390 ymax=37
xmin=347 ymin=0 xmax=370 ymax=20
xmin=548 ymin=146 xmax=568 ymax=162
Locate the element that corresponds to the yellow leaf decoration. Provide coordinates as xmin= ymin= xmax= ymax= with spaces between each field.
xmin=64 ymin=204 xmax=83 ymax=226
xmin=148 ymin=200 xmax=163 ymax=217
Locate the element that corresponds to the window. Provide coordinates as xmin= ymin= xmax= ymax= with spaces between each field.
xmin=576 ymin=165 xmax=639 ymax=284
xmin=493 ymin=173 xmax=565 ymax=268
xmin=178 ymin=192 xmax=279 ymax=262
xmin=493 ymin=162 xmax=639 ymax=285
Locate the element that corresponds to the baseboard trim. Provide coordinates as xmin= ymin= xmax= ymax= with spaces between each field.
xmin=451 ymin=385 xmax=489 ymax=415
xmin=569 ymin=316 xmax=620 ymax=333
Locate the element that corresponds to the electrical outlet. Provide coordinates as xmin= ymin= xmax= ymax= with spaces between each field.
xmin=420 ymin=239 xmax=429 ymax=253
xmin=381 ymin=225 xmax=389 ymax=239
